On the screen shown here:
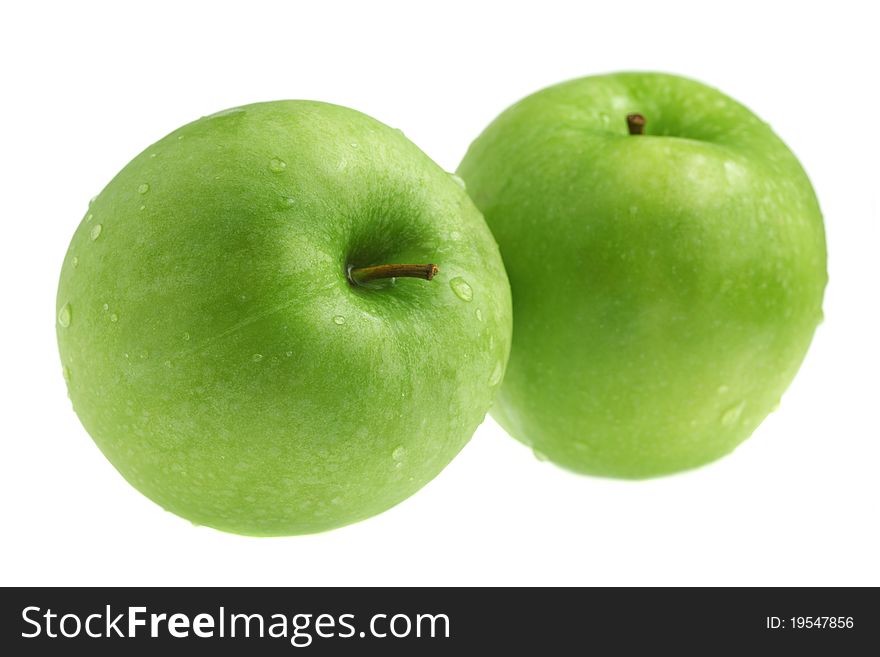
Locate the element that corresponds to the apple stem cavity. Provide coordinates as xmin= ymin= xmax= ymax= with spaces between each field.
xmin=347 ymin=263 xmax=439 ymax=286
xmin=626 ymin=113 xmax=646 ymax=135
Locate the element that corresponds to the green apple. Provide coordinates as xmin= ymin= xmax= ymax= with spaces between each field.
xmin=57 ymin=101 xmax=511 ymax=535
xmin=458 ymin=72 xmax=826 ymax=478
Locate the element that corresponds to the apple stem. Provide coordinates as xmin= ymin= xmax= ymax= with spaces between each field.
xmin=347 ymin=263 xmax=439 ymax=286
xmin=626 ymin=113 xmax=646 ymax=135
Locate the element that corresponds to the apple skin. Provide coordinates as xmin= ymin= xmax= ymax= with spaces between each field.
xmin=56 ymin=101 xmax=511 ymax=535
xmin=457 ymin=72 xmax=826 ymax=478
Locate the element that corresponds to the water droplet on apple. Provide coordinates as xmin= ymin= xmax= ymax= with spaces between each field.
xmin=268 ymin=157 xmax=287 ymax=172
xmin=723 ymin=160 xmax=746 ymax=184
xmin=475 ymin=308 xmax=483 ymax=322
xmin=72 ymin=256 xmax=79 ymax=268
xmin=139 ymin=205 xmax=146 ymax=211
xmin=721 ymin=400 xmax=746 ymax=426
xmin=450 ymin=173 xmax=466 ymax=190
xmin=89 ymin=195 xmax=97 ymax=206
xmin=182 ymin=331 xmax=191 ymax=341
xmin=489 ymin=361 xmax=503 ymax=386
xmin=137 ymin=183 xmax=150 ymax=194
xmin=85 ymin=213 xmax=94 ymax=223
xmin=252 ymin=353 xmax=264 ymax=362
xmin=62 ymin=365 xmax=71 ymax=382
xmin=58 ymin=303 xmax=72 ymax=328
xmin=89 ymin=224 xmax=103 ymax=241
xmin=450 ymin=277 xmax=473 ymax=302
xmin=110 ymin=313 xmax=118 ymax=322
xmin=349 ymin=142 xmax=359 ymax=149
xmin=332 ymin=315 xmax=346 ymax=325
xmin=392 ymin=446 xmax=406 ymax=466
xmin=533 ymin=448 xmax=548 ymax=462
xmin=102 ymin=303 xmax=109 ymax=311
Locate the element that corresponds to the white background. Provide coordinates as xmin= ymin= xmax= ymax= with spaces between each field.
xmin=2 ymin=1 xmax=877 ymax=586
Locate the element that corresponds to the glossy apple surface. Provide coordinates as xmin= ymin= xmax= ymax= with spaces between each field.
xmin=57 ymin=101 xmax=511 ymax=534
xmin=458 ymin=72 xmax=826 ymax=478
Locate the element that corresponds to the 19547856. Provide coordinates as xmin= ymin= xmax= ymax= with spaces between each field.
xmin=766 ymin=617 xmax=854 ymax=630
